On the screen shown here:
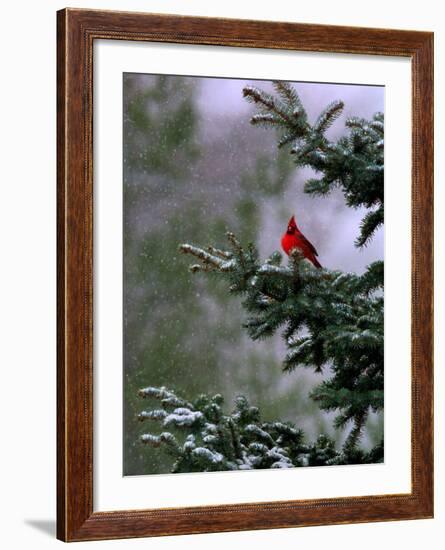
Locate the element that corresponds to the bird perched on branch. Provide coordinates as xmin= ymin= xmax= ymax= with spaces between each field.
xmin=281 ymin=215 xmax=322 ymax=268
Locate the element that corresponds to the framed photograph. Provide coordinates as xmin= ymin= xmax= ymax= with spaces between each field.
xmin=57 ymin=8 xmax=434 ymax=542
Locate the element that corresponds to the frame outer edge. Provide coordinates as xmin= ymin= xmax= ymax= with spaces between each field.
xmin=56 ymin=8 xmax=67 ymax=542
xmin=412 ymin=32 xmax=434 ymax=517
xmin=56 ymin=8 xmax=434 ymax=541
xmin=57 ymin=7 xmax=95 ymax=541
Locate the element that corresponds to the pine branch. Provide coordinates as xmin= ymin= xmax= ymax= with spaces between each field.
xmin=343 ymin=412 xmax=367 ymax=451
xmin=243 ymin=82 xmax=309 ymax=150
xmin=179 ymin=233 xmax=383 ymax=432
xmin=313 ymin=100 xmax=345 ymax=133
xmin=355 ymin=205 xmax=384 ymax=247
xmin=179 ymin=243 xmax=236 ymax=272
xmin=137 ymin=387 xmax=379 ymax=472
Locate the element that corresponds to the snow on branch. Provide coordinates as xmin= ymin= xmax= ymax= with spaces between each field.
xmin=177 ymin=231 xmax=383 ymax=449
xmin=137 ymin=387 xmax=384 ymax=472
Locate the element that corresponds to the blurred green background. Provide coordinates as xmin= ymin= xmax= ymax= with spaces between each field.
xmin=123 ymin=74 xmax=384 ymax=475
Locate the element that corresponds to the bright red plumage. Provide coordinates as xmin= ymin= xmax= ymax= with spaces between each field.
xmin=281 ymin=215 xmax=322 ymax=269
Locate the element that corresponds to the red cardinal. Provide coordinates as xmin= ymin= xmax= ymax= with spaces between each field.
xmin=281 ymin=215 xmax=322 ymax=268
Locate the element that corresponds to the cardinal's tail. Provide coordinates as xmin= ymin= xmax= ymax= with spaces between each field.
xmin=311 ymin=256 xmax=322 ymax=269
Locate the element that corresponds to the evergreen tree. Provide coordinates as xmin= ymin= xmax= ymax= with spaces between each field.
xmin=137 ymin=81 xmax=384 ymax=470
xmin=137 ymin=386 xmax=381 ymax=471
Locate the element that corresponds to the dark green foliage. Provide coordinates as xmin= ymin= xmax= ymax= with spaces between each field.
xmin=179 ymin=234 xmax=383 ymax=447
xmin=124 ymin=74 xmax=200 ymax=176
xmin=137 ymin=387 xmax=382 ymax=471
xmin=124 ymin=75 xmax=204 ymax=476
xmin=244 ymin=82 xmax=384 ymax=247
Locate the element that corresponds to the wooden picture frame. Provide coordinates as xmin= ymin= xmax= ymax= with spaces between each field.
xmin=57 ymin=8 xmax=434 ymax=542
